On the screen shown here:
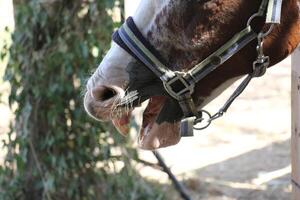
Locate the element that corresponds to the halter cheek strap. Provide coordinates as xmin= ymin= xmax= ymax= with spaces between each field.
xmin=112 ymin=0 xmax=282 ymax=137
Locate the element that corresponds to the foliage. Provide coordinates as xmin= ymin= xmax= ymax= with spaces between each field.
xmin=0 ymin=0 xmax=163 ymax=199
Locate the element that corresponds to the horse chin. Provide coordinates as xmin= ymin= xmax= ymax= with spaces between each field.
xmin=138 ymin=120 xmax=181 ymax=150
xmin=138 ymin=96 xmax=181 ymax=150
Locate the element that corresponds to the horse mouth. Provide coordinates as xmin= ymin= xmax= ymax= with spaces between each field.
xmin=138 ymin=96 xmax=181 ymax=150
xmin=112 ymin=95 xmax=181 ymax=150
xmin=84 ymin=86 xmax=181 ymax=150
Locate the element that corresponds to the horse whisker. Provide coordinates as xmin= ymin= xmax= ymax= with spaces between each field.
xmin=109 ymin=90 xmax=140 ymax=119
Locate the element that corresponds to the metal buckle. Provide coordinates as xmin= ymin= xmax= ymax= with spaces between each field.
xmin=163 ymin=72 xmax=194 ymax=100
xmin=253 ymin=56 xmax=269 ymax=77
xmin=252 ymin=33 xmax=270 ymax=77
xmin=180 ymin=110 xmax=216 ymax=137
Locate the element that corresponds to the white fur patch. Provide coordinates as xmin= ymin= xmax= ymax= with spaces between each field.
xmin=87 ymin=43 xmax=131 ymax=89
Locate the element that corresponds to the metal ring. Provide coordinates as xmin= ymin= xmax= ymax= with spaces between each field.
xmin=193 ymin=110 xmax=212 ymax=131
xmin=247 ymin=13 xmax=275 ymax=38
xmin=247 ymin=13 xmax=261 ymax=27
xmin=247 ymin=12 xmax=275 ymax=38
xmin=259 ymin=24 xmax=274 ymax=38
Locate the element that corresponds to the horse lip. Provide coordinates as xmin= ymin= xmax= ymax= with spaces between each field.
xmin=138 ymin=96 xmax=181 ymax=150
xmin=138 ymin=121 xmax=181 ymax=150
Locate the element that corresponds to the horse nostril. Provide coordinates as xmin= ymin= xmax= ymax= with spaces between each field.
xmin=91 ymin=86 xmax=117 ymax=101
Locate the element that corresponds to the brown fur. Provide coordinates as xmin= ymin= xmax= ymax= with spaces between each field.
xmin=147 ymin=0 xmax=300 ymax=106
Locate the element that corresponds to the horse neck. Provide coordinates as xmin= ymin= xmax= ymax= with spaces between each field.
xmin=144 ymin=0 xmax=262 ymax=70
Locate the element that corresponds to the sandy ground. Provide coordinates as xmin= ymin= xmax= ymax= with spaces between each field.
xmin=136 ymin=57 xmax=292 ymax=200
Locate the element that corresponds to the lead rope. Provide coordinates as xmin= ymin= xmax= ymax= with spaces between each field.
xmin=182 ymin=24 xmax=274 ymax=134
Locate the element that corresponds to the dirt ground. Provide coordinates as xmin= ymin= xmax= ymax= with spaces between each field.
xmin=136 ymin=57 xmax=292 ymax=200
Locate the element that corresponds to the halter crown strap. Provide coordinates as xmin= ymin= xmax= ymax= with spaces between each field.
xmin=186 ymin=26 xmax=257 ymax=84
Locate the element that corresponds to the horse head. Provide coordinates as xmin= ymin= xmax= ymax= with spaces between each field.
xmin=84 ymin=0 xmax=300 ymax=150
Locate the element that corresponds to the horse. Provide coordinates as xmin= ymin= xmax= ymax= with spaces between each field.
xmin=84 ymin=0 xmax=300 ymax=150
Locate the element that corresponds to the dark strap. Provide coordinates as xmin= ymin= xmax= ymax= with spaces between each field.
xmin=113 ymin=28 xmax=140 ymax=61
xmin=114 ymin=17 xmax=173 ymax=79
xmin=185 ymin=26 xmax=257 ymax=84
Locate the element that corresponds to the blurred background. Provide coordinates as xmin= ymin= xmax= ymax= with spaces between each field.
xmin=0 ymin=0 xmax=294 ymax=199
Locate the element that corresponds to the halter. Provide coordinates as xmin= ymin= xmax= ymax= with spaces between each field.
xmin=113 ymin=0 xmax=283 ymax=137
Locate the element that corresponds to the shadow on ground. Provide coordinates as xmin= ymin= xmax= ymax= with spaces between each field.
xmin=165 ymin=139 xmax=291 ymax=200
